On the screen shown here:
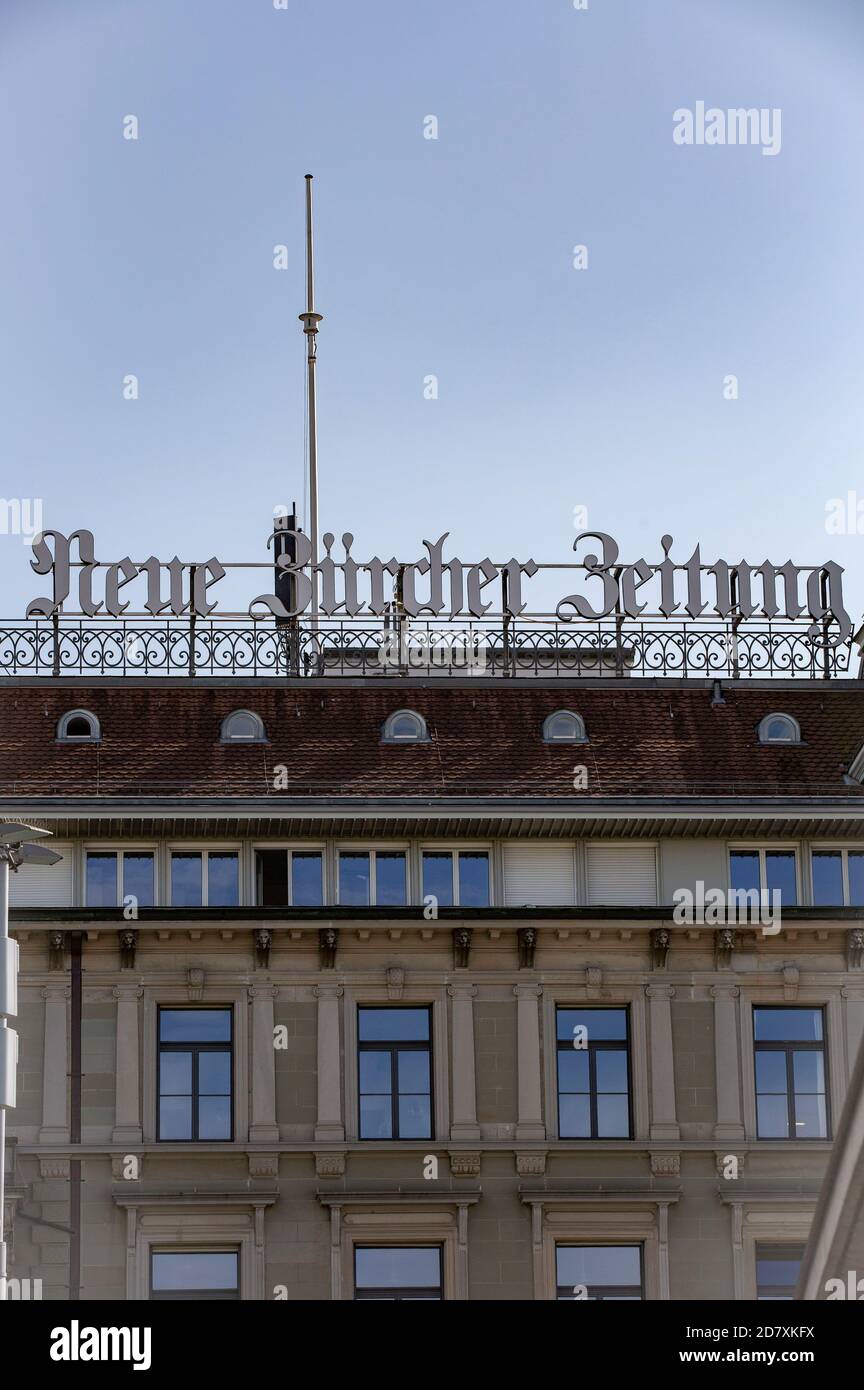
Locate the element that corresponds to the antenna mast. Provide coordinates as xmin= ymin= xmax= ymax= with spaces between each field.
xmin=299 ymin=173 xmax=323 ymax=631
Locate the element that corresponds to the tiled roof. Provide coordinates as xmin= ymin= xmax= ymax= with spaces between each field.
xmin=0 ymin=681 xmax=862 ymax=800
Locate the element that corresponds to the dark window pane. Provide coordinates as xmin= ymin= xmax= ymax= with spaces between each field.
xmin=340 ymin=853 xmax=370 ymax=906
xmin=766 ymin=852 xmax=797 ymax=905
xmin=559 ymin=1094 xmax=591 ymax=1137
xmin=557 ymin=1050 xmax=590 ymax=1092
xmin=849 ymin=853 xmax=864 ymax=907
xmin=355 ymin=1248 xmax=440 ymax=1289
xmin=159 ymin=1096 xmax=192 ymax=1139
xmin=359 ymin=1051 xmax=391 ymax=1094
xmin=557 ymin=1008 xmax=628 ymax=1042
xmin=86 ymin=853 xmax=117 ymax=907
xmin=556 ymin=1246 xmax=641 ymax=1287
xmin=792 ymin=1051 xmax=824 ymax=1094
xmin=171 ymin=853 xmax=202 ymax=907
xmin=398 ymin=1050 xmax=430 ymax=1094
xmin=595 ymin=1050 xmax=628 ymax=1093
xmin=208 ymin=853 xmax=239 ymax=906
xmin=198 ymin=1052 xmax=231 ymax=1095
xmin=756 ymin=1246 xmax=804 ymax=1294
xmin=730 ymin=851 xmax=760 ymax=894
xmin=198 ymin=1096 xmax=231 ymax=1139
xmin=754 ymin=1008 xmax=822 ymax=1042
xmin=458 ymin=852 xmax=489 ymax=907
xmin=376 ymin=852 xmax=407 ymax=906
xmin=257 ymin=850 xmax=288 ymax=906
xmin=293 ymin=852 xmax=323 ymax=906
xmin=398 ymin=1094 xmax=431 ymax=1138
xmin=596 ymin=1094 xmax=630 ymax=1137
xmin=160 ymin=1052 xmax=192 ymax=1096
xmin=757 ymin=1094 xmax=789 ymax=1138
xmin=160 ymin=1010 xmax=232 ymax=1043
xmin=422 ymin=853 xmax=453 ymax=906
xmin=360 ymin=1094 xmax=392 ymax=1139
xmin=812 ymin=852 xmax=843 ymax=906
xmin=123 ymin=853 xmax=154 ymax=907
xmin=359 ymin=1008 xmax=430 ymax=1042
xmin=755 ymin=1052 xmax=787 ymax=1094
xmin=152 ymin=1252 xmax=237 ymax=1291
xmin=793 ymin=1094 xmax=827 ymax=1139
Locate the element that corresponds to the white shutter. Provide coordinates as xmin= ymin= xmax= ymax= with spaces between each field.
xmin=587 ymin=843 xmax=657 ymax=906
xmin=504 ymin=842 xmax=575 ymax=906
xmin=9 ymin=843 xmax=74 ymax=907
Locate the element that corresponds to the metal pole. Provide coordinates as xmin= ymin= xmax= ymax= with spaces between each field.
xmin=299 ymin=175 xmax=323 ymax=634
xmin=0 ymin=857 xmax=8 ymax=1301
xmin=69 ymin=934 xmax=82 ymax=1300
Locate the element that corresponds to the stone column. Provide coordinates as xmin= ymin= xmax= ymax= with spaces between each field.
xmin=448 ymin=984 xmax=480 ymax=1140
xmin=712 ymin=984 xmax=745 ymax=1141
xmin=646 ymin=985 xmax=679 ymax=1141
xmin=249 ymin=986 xmax=279 ymax=1143
xmin=514 ymin=984 xmax=545 ymax=1140
xmin=314 ymin=985 xmax=344 ymax=1142
xmin=112 ymin=985 xmax=143 ymax=1143
xmin=39 ymin=985 xmax=70 ymax=1143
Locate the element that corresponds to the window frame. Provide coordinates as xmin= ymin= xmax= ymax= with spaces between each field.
xmin=156 ymin=1005 xmax=235 ymax=1143
xmin=554 ymin=1242 xmax=644 ymax=1300
xmin=254 ymin=845 xmax=327 ymax=907
xmin=341 ymin=986 xmax=450 ymax=1143
xmin=757 ymin=713 xmax=801 ymax=745
xmin=336 ymin=847 xmax=410 ymax=907
xmin=419 ymin=846 xmax=493 ymax=908
xmin=168 ymin=847 xmax=242 ymax=908
xmin=219 ymin=709 xmax=267 ymax=744
xmin=84 ymin=846 xmax=158 ymax=908
xmin=149 ymin=1248 xmax=240 ymax=1301
xmin=56 ymin=708 xmax=101 ymax=743
xmin=555 ymin=1005 xmax=633 ymax=1141
xmin=357 ymin=1005 xmax=434 ymax=1142
xmin=542 ymin=710 xmax=587 ymax=744
xmin=754 ymin=1241 xmax=806 ymax=1301
xmin=752 ymin=1005 xmax=830 ymax=1142
xmin=727 ymin=844 xmax=801 ymax=905
xmin=381 ymin=709 xmax=429 ymax=744
xmin=353 ymin=1245 xmax=443 ymax=1300
xmin=543 ymin=988 xmax=650 ymax=1143
xmin=810 ymin=845 xmax=864 ymax=907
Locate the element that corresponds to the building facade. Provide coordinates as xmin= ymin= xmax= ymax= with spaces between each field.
xmin=3 ymin=674 xmax=864 ymax=1301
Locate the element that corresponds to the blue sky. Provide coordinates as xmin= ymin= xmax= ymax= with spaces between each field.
xmin=1 ymin=0 xmax=863 ymax=622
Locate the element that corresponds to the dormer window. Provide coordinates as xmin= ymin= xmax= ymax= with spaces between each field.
xmin=542 ymin=710 xmax=586 ymax=744
xmin=382 ymin=710 xmax=429 ymax=743
xmin=757 ymin=713 xmax=801 ymax=745
xmin=220 ymin=710 xmax=267 ymax=743
xmin=57 ymin=709 xmax=101 ymax=742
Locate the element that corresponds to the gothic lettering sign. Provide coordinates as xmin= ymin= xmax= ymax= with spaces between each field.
xmin=25 ymin=527 xmax=851 ymax=646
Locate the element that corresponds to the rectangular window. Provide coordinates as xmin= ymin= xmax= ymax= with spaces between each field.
xmin=338 ymin=851 xmax=407 ymax=906
xmin=86 ymin=851 xmax=155 ymax=908
xmin=730 ymin=849 xmax=798 ymax=905
xmin=150 ymin=1251 xmax=239 ymax=1301
xmin=255 ymin=849 xmax=324 ymax=907
xmin=812 ymin=850 xmax=864 ymax=906
xmin=358 ymin=1006 xmax=432 ymax=1140
xmin=170 ymin=852 xmax=239 ymax=907
xmin=753 ymin=1007 xmax=828 ymax=1139
xmin=354 ymin=1246 xmax=442 ymax=1300
xmin=755 ymin=1243 xmax=805 ymax=1300
xmin=421 ymin=851 xmax=489 ymax=907
xmin=158 ymin=1008 xmax=233 ymax=1141
xmin=556 ymin=1007 xmax=631 ymax=1139
xmin=555 ymin=1245 xmax=643 ymax=1300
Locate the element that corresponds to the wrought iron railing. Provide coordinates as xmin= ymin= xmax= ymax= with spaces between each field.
xmin=0 ymin=615 xmax=855 ymax=679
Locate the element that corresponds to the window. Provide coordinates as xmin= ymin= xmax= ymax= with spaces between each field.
xmin=150 ymin=1251 xmax=239 ymax=1301
xmin=755 ymin=1243 xmax=805 ymax=1300
xmin=256 ymin=849 xmax=323 ymax=906
xmin=158 ymin=1008 xmax=233 ymax=1140
xmin=358 ymin=1007 xmax=432 ymax=1140
xmin=85 ymin=851 xmax=155 ymax=907
xmin=421 ymin=850 xmax=489 ymax=907
xmin=339 ymin=850 xmax=407 ymax=906
xmin=757 ymin=713 xmax=801 ymax=744
xmin=542 ymin=710 xmax=586 ymax=744
xmin=555 ymin=1245 xmax=643 ymax=1300
xmin=812 ymin=849 xmax=864 ymax=906
xmin=354 ymin=1247 xmax=442 ymax=1300
xmin=57 ymin=709 xmax=100 ymax=742
xmin=382 ymin=710 xmax=429 ymax=743
xmin=170 ymin=851 xmax=239 ymax=907
xmin=220 ymin=710 xmax=266 ymax=743
xmin=730 ymin=849 xmax=798 ymax=905
xmin=556 ymin=1008 xmax=631 ymax=1139
xmin=753 ymin=1007 xmax=828 ymax=1140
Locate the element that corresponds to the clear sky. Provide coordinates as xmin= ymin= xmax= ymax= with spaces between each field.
xmin=1 ymin=0 xmax=863 ymax=623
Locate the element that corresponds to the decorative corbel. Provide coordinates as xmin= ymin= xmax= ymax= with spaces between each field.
xmin=715 ymin=928 xmax=736 ymax=969
xmin=187 ymin=967 xmax=204 ymax=1001
xmin=651 ymin=927 xmax=671 ymax=970
xmin=48 ymin=931 xmax=66 ymax=970
xmin=118 ymin=928 xmax=138 ymax=970
xmin=386 ymin=967 xmax=405 ymax=1000
xmin=319 ymin=927 xmax=338 ymax=970
xmin=254 ymin=928 xmax=272 ymax=969
xmin=847 ymin=928 xmax=864 ymax=970
xmin=517 ymin=927 xmax=537 ymax=970
xmin=453 ymin=927 xmax=472 ymax=969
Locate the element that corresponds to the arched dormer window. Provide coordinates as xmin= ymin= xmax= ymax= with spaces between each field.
xmin=542 ymin=710 xmax=587 ymax=744
xmin=57 ymin=709 xmax=101 ymax=742
xmin=757 ymin=713 xmax=801 ymax=745
xmin=220 ymin=709 xmax=267 ymax=743
xmin=382 ymin=709 xmax=429 ymax=744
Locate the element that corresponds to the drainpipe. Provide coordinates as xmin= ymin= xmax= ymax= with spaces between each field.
xmin=69 ymin=933 xmax=82 ymax=1300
